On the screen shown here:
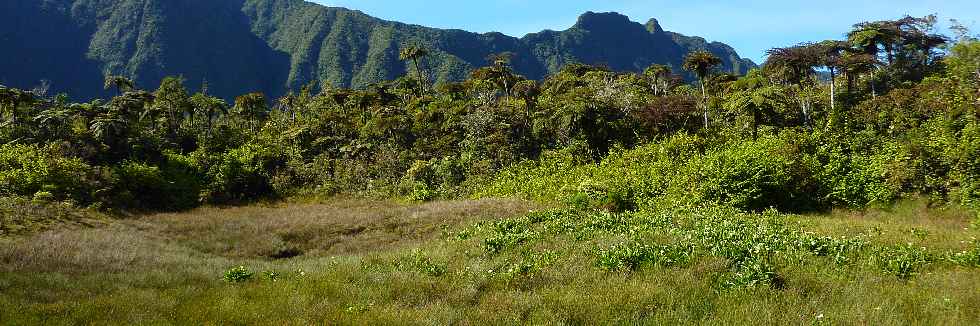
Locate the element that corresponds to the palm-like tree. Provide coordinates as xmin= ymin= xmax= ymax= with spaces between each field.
xmin=0 ymin=86 xmax=18 ymax=125
xmin=153 ymin=76 xmax=191 ymax=137
xmin=34 ymin=105 xmax=74 ymax=139
xmin=89 ymin=109 xmax=127 ymax=145
xmin=512 ymin=79 xmax=540 ymax=121
xmin=233 ymin=93 xmax=268 ymax=133
xmin=683 ymin=50 xmax=723 ymax=128
xmin=848 ymin=20 xmax=902 ymax=65
xmin=724 ymin=70 xmax=790 ymax=139
xmin=0 ymin=86 xmax=35 ymax=126
xmin=486 ymin=52 xmax=520 ymax=96
xmin=191 ymin=93 xmax=226 ymax=138
xmin=399 ymin=43 xmax=430 ymax=96
xmin=643 ymin=64 xmax=674 ymax=96
xmin=104 ymin=75 xmax=136 ymax=94
xmin=765 ymin=44 xmax=822 ymax=126
xmin=814 ymin=41 xmax=850 ymax=115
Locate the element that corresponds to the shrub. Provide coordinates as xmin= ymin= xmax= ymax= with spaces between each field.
xmin=0 ymin=144 xmax=98 ymax=204
xmin=948 ymin=241 xmax=980 ymax=268
xmin=196 ymin=144 xmax=289 ymax=204
xmin=223 ymin=266 xmax=254 ymax=283
xmin=109 ymin=153 xmax=201 ymax=211
xmin=596 ymin=242 xmax=692 ymax=271
xmin=723 ymin=259 xmax=784 ymax=289
xmin=684 ymin=139 xmax=795 ymax=211
xmin=873 ymin=244 xmax=932 ymax=279
xmin=406 ymin=250 xmax=446 ymax=277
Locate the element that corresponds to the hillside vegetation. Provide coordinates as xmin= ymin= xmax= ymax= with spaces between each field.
xmin=0 ymin=1 xmax=753 ymax=100
xmin=1 ymin=14 xmax=980 ymax=324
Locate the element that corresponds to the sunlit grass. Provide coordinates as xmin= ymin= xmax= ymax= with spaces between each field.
xmin=1 ymin=198 xmax=978 ymax=324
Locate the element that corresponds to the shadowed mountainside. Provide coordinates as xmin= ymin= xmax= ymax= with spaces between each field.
xmin=0 ymin=0 xmax=756 ymax=100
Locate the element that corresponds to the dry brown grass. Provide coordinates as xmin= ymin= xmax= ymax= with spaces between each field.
xmin=126 ymin=198 xmax=539 ymax=259
xmin=0 ymin=198 xmax=539 ymax=276
xmin=0 ymin=197 xmax=106 ymax=237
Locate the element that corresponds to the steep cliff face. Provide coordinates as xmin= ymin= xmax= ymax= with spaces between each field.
xmin=0 ymin=0 xmax=756 ymax=100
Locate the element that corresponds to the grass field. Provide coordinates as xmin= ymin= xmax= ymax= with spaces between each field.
xmin=1 ymin=198 xmax=978 ymax=324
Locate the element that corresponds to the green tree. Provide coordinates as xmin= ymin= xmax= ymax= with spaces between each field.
xmin=103 ymin=75 xmax=136 ymax=94
xmin=399 ymin=43 xmax=430 ymax=96
xmin=89 ymin=108 xmax=127 ymax=146
xmin=512 ymin=79 xmax=540 ymax=119
xmin=0 ymin=86 xmax=34 ymax=127
xmin=765 ymin=44 xmax=821 ymax=126
xmin=643 ymin=64 xmax=675 ymax=96
xmin=233 ymin=93 xmax=268 ymax=133
xmin=946 ymin=39 xmax=980 ymax=105
xmin=474 ymin=52 xmax=520 ymax=97
xmin=724 ymin=70 xmax=791 ymax=139
xmin=815 ymin=41 xmax=850 ymax=115
xmin=34 ymin=103 xmax=74 ymax=140
xmin=153 ymin=76 xmax=191 ymax=137
xmin=683 ymin=50 xmax=723 ymax=129
xmin=190 ymin=93 xmax=226 ymax=139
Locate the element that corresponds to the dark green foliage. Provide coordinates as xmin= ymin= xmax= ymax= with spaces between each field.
xmin=223 ymin=266 xmax=255 ymax=283
xmin=596 ymin=242 xmax=693 ymax=271
xmin=111 ymin=155 xmax=201 ymax=211
xmin=873 ymin=244 xmax=932 ymax=279
xmin=0 ymin=144 xmax=101 ymax=205
xmin=0 ymin=16 xmax=978 ymax=223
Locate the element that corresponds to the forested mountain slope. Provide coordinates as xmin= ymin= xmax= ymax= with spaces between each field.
xmin=0 ymin=0 xmax=756 ymax=100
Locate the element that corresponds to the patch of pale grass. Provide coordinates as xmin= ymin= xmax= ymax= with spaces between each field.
xmin=127 ymin=198 xmax=539 ymax=258
xmin=0 ymin=197 xmax=106 ymax=237
xmin=799 ymin=199 xmax=979 ymax=251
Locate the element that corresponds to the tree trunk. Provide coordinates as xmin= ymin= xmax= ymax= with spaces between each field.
xmin=205 ymin=113 xmax=212 ymax=139
xmin=168 ymin=109 xmax=177 ymax=137
xmin=829 ymin=69 xmax=836 ymax=114
xmin=801 ymin=101 xmax=808 ymax=127
xmin=700 ymin=78 xmax=708 ymax=129
xmin=869 ymin=69 xmax=877 ymax=99
xmin=413 ymin=58 xmax=426 ymax=96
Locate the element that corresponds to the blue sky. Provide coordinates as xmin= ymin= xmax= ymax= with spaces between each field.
xmin=312 ymin=0 xmax=980 ymax=64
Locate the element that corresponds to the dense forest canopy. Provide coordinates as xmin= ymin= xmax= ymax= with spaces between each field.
xmin=0 ymin=0 xmax=754 ymax=101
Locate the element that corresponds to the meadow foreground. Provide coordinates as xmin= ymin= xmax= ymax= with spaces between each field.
xmin=1 ymin=198 xmax=978 ymax=324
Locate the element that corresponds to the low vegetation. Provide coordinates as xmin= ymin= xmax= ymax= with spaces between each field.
xmin=0 ymin=199 xmax=977 ymax=324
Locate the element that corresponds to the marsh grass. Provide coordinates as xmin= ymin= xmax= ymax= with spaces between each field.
xmin=0 ymin=197 xmax=106 ymax=236
xmin=1 ymin=198 xmax=979 ymax=324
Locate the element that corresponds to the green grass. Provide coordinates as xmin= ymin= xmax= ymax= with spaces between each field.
xmin=1 ymin=198 xmax=979 ymax=324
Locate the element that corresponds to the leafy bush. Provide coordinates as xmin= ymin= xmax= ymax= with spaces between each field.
xmin=223 ymin=266 xmax=254 ymax=283
xmin=0 ymin=144 xmax=99 ymax=204
xmin=405 ymin=250 xmax=446 ymax=277
xmin=684 ymin=139 xmax=795 ymax=211
xmin=596 ymin=242 xmax=692 ymax=271
xmin=195 ymin=144 xmax=289 ymax=204
xmin=816 ymin=140 xmax=901 ymax=208
xmin=112 ymin=156 xmax=201 ymax=211
xmin=949 ymin=241 xmax=980 ymax=268
xmin=873 ymin=244 xmax=932 ymax=279
xmin=722 ymin=259 xmax=784 ymax=289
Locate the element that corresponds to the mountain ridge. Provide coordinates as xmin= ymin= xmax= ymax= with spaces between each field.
xmin=0 ymin=0 xmax=756 ymax=100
